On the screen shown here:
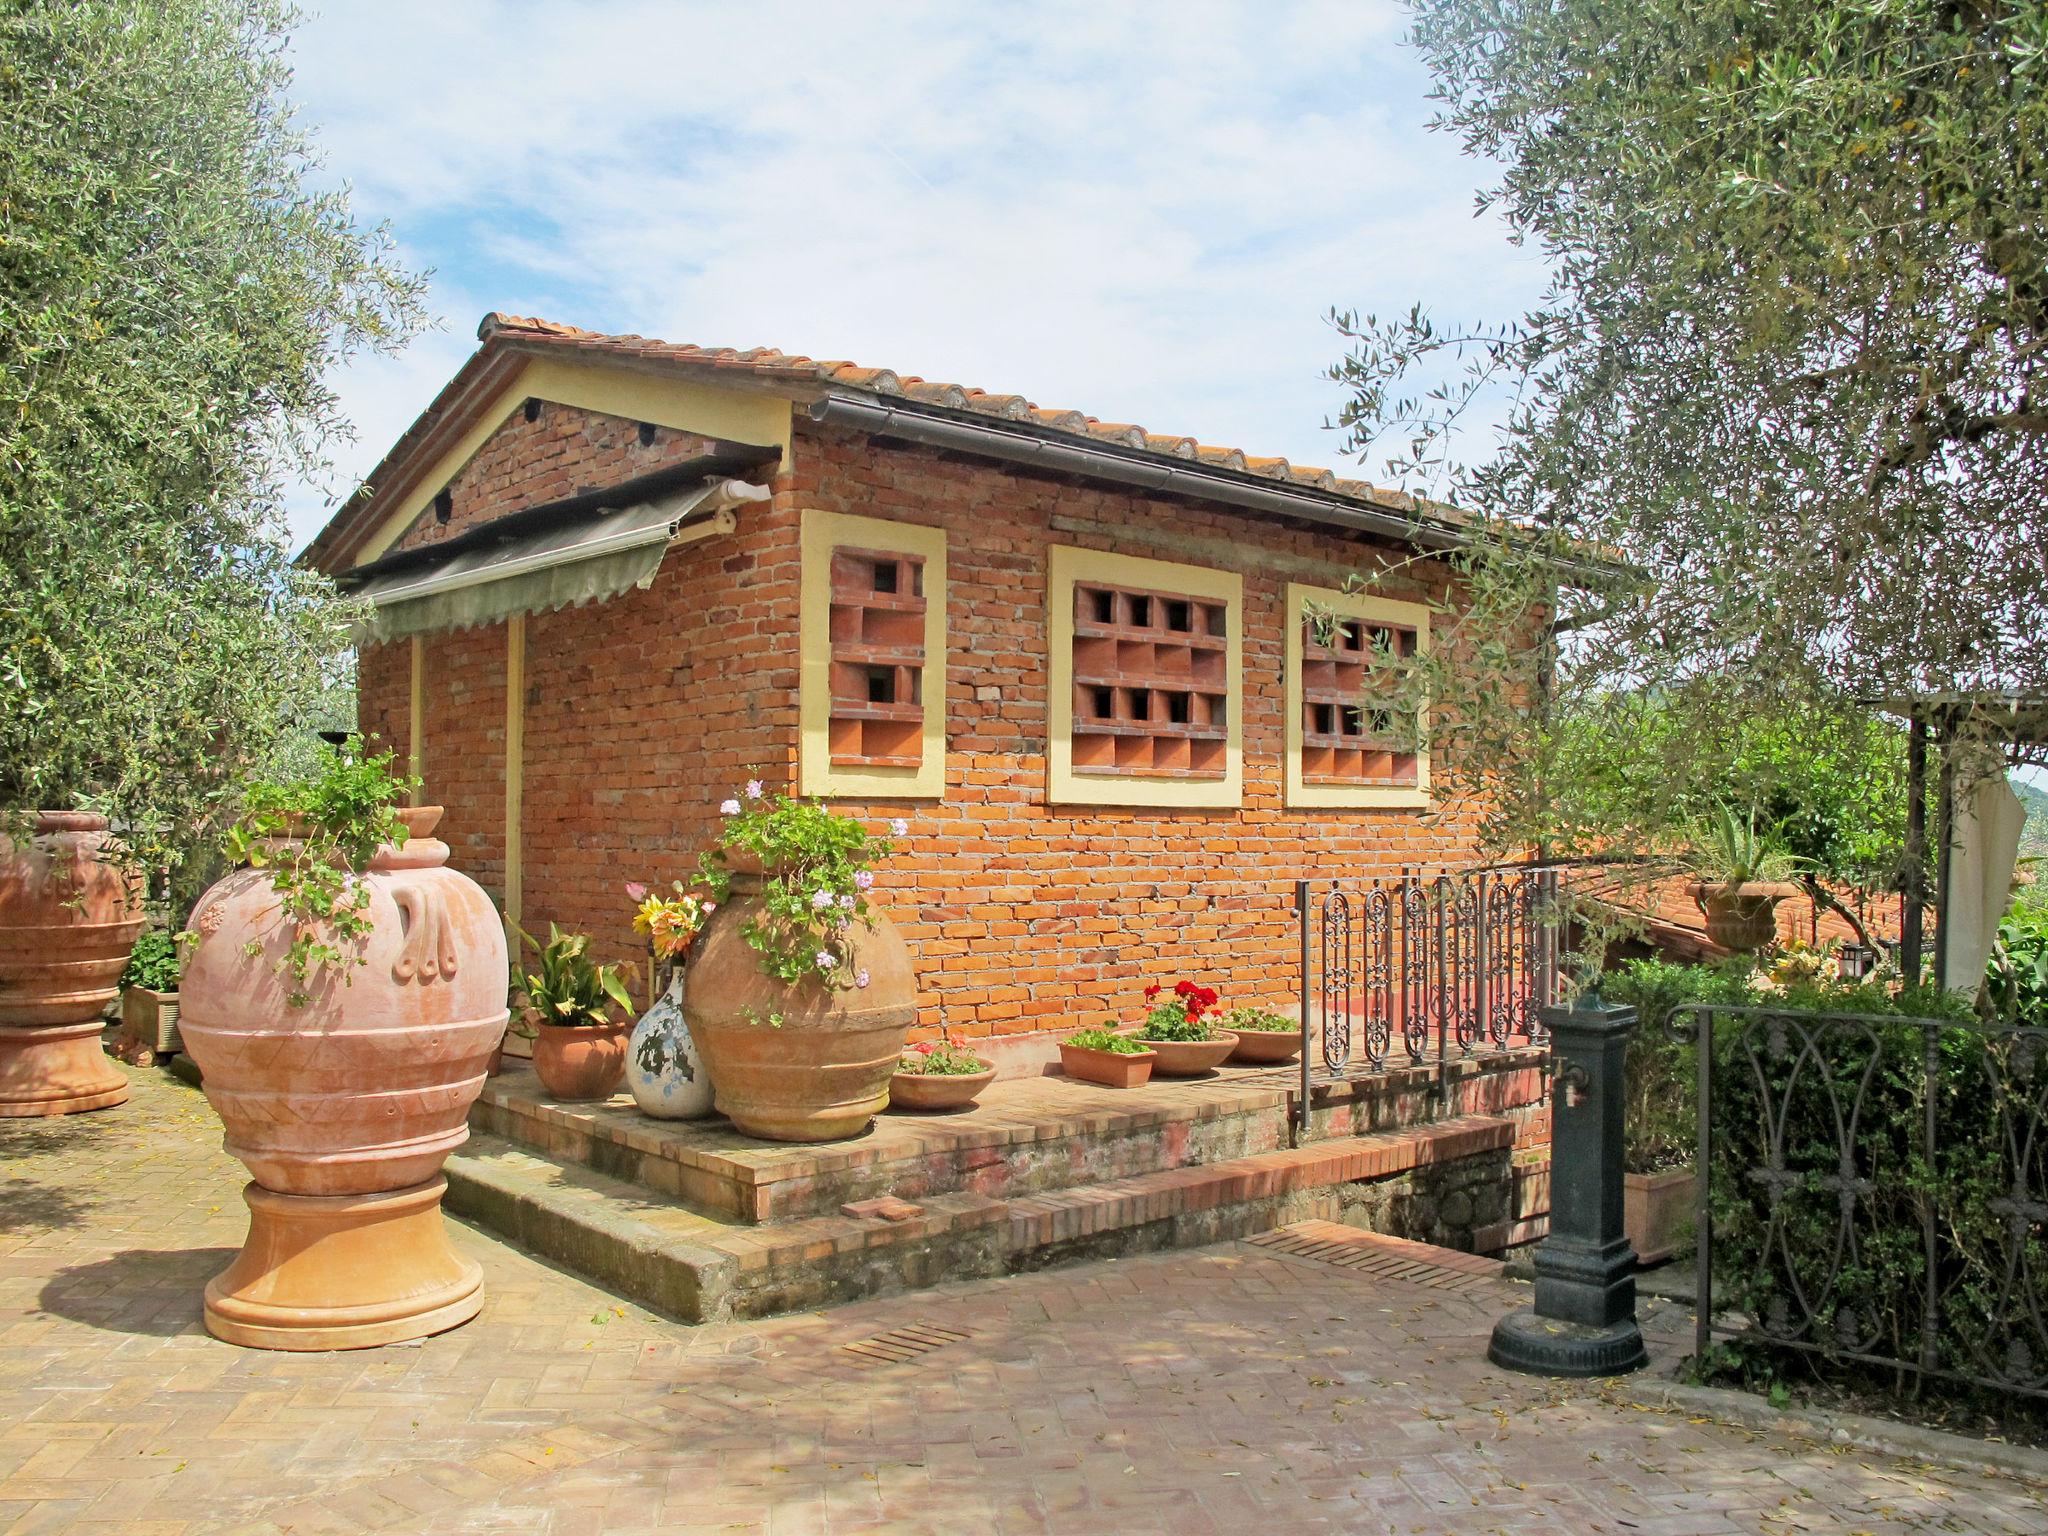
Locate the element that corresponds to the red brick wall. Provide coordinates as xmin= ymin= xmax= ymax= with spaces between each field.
xmin=391 ymin=399 xmax=725 ymax=554
xmin=358 ymin=404 xmax=1494 ymax=1041
xmin=516 ymin=501 xmax=800 ymax=965
xmin=783 ymin=420 xmax=1487 ymax=1039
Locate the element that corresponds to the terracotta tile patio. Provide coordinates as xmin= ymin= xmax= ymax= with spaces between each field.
xmin=3 ymin=1063 xmax=2042 ymax=1534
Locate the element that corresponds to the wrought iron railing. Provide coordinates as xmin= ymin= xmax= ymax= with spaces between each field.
xmin=1682 ymin=1003 xmax=2048 ymax=1399
xmin=1292 ymin=864 xmax=1568 ymax=1128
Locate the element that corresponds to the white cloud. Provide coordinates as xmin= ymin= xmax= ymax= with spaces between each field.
xmin=285 ymin=0 xmax=1544 ymax=549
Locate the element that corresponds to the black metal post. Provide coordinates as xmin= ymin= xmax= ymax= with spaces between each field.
xmin=1902 ymin=712 xmax=1927 ymax=985
xmin=1489 ymin=989 xmax=1649 ymax=1377
xmin=1295 ymin=880 xmax=1311 ymax=1139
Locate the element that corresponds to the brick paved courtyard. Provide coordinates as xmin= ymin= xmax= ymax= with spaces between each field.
xmin=3 ymin=1065 xmax=2042 ymax=1535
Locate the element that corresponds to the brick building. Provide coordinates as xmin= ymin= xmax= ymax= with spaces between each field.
xmin=306 ymin=313 xmax=1502 ymax=1044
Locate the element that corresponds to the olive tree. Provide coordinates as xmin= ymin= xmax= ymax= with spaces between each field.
xmin=1331 ymin=0 xmax=2048 ymax=864
xmin=0 ymin=0 xmax=424 ymax=879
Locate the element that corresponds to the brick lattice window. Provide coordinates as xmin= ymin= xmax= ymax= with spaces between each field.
xmin=828 ymin=548 xmax=926 ymax=767
xmin=1298 ymin=612 xmax=1420 ymax=786
xmin=1068 ymin=580 xmax=1229 ymax=778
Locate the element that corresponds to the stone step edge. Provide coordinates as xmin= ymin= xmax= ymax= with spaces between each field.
xmin=473 ymin=1068 xmax=1295 ymax=1192
xmin=445 ymin=1114 xmax=1515 ymax=1323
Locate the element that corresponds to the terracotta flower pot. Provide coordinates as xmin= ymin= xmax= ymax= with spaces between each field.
xmin=0 ymin=811 xmax=142 ymax=1116
xmin=889 ymin=1065 xmax=995 ymax=1111
xmin=530 ymin=1019 xmax=629 ymax=1101
xmin=178 ymin=806 xmax=506 ymax=1350
xmin=1624 ymin=1167 xmax=1694 ymax=1266
xmin=1226 ymin=1026 xmax=1303 ymax=1065
xmin=1133 ymin=1030 xmax=1238 ymax=1077
xmin=1058 ymin=1040 xmax=1156 ymax=1089
xmin=685 ymin=861 xmax=915 ymax=1142
xmin=1687 ymin=879 xmax=1794 ymax=955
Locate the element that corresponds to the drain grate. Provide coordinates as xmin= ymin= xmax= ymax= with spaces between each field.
xmin=1248 ymin=1221 xmax=1506 ymax=1293
xmin=839 ymin=1324 xmax=974 ymax=1366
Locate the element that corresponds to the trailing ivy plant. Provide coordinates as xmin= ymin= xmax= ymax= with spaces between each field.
xmin=222 ymin=738 xmax=415 ymax=1008
xmin=696 ymin=779 xmax=899 ymax=994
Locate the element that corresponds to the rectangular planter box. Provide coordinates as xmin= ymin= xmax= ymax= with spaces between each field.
xmin=122 ymin=985 xmax=181 ymax=1054
xmin=1058 ymin=1041 xmax=1156 ymax=1089
xmin=1624 ymin=1167 xmax=1693 ymax=1266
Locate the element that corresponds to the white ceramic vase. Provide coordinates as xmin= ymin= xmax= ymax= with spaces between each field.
xmin=627 ymin=970 xmax=713 ymax=1120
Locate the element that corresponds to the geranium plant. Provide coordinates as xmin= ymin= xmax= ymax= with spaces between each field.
xmin=214 ymin=737 xmax=416 ymax=1009
xmin=1133 ymin=979 xmax=1222 ymax=1042
xmin=697 ymin=778 xmax=899 ymax=992
xmin=896 ymin=1034 xmax=988 ymax=1077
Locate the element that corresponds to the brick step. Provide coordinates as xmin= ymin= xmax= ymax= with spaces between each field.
xmin=470 ymin=1050 xmax=1546 ymax=1226
xmin=472 ymin=1062 xmax=1298 ymax=1224
xmin=443 ymin=1114 xmax=1516 ymax=1324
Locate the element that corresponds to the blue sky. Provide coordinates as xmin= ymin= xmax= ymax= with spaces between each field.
xmin=282 ymin=1 xmax=1549 ymax=550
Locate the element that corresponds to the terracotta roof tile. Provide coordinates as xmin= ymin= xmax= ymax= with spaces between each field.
xmin=473 ymin=311 xmax=1435 ymax=513
xmin=303 ymin=312 xmax=1466 ymax=572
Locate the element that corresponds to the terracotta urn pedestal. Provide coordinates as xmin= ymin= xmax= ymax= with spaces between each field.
xmin=0 ymin=812 xmax=141 ymax=1116
xmin=180 ymin=807 xmax=505 ymax=1351
xmin=205 ymin=1177 xmax=482 ymax=1350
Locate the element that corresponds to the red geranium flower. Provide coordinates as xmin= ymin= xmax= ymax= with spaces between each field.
xmin=1143 ymin=983 xmax=1162 ymax=1001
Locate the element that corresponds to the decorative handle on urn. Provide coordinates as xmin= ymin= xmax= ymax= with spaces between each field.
xmin=390 ymin=880 xmax=459 ymax=985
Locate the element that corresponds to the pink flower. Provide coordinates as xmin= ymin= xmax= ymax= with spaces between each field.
xmin=745 ymin=779 xmax=764 ymax=799
xmin=855 ymin=968 xmax=870 ymax=989
xmin=719 ymin=799 xmax=741 ymax=816
xmin=854 ymin=870 xmax=874 ymax=891
xmin=815 ymin=950 xmax=836 ymax=972
xmin=624 ymin=881 xmax=649 ymax=902
xmin=838 ymin=893 xmax=855 ymax=910
xmin=811 ymin=889 xmax=836 ymax=910
xmin=890 ymin=817 xmax=908 ymax=837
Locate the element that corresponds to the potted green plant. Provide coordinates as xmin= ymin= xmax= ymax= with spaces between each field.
xmin=889 ymin=1032 xmax=995 ymax=1112
xmin=1602 ymin=959 xmax=1753 ymax=1266
xmin=1684 ymin=803 xmax=1804 ymax=955
xmin=686 ymin=781 xmax=912 ymax=1141
xmin=1220 ymin=1004 xmax=1302 ymax=1065
xmin=1127 ymin=980 xmax=1237 ymax=1076
xmin=1058 ymin=1027 xmax=1157 ymax=1089
xmin=514 ymin=924 xmax=638 ymax=1102
xmin=118 ymin=929 xmax=184 ymax=1062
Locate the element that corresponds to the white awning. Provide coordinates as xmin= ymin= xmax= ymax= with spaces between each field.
xmin=350 ymin=478 xmax=769 ymax=642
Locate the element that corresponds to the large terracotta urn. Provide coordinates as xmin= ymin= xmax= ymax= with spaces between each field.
xmin=178 ymin=806 xmax=507 ymax=1350
xmin=0 ymin=812 xmax=142 ymax=1116
xmin=685 ymin=861 xmax=915 ymax=1141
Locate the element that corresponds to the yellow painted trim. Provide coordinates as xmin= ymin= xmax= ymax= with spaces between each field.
xmin=407 ymin=637 xmax=425 ymax=807
xmin=355 ymin=356 xmax=794 ymax=565
xmin=1284 ymin=582 xmax=1432 ymax=810
xmin=799 ymin=511 xmax=947 ymax=799
xmin=1047 ymin=545 xmax=1242 ymax=809
xmin=504 ymin=613 xmax=526 ymax=928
